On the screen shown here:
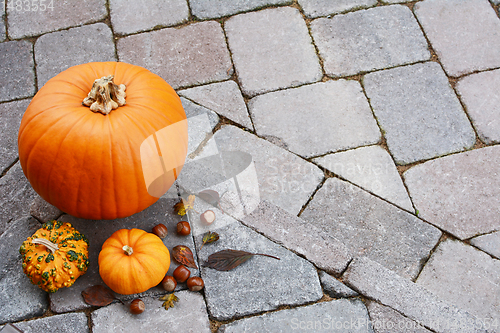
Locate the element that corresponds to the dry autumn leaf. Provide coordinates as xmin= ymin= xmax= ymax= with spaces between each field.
xmin=203 ymin=249 xmax=280 ymax=271
xmin=160 ymin=293 xmax=179 ymax=310
xmin=82 ymin=285 xmax=118 ymax=307
xmin=172 ymin=245 xmax=198 ymax=268
xmin=200 ymin=231 xmax=219 ymax=250
xmin=173 ymin=195 xmax=196 ymax=216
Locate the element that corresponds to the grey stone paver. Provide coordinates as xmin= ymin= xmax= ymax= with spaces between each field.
xmin=343 ymin=257 xmax=490 ymax=333
xmin=319 ymin=271 xmax=358 ymax=298
xmin=181 ymin=97 xmax=220 ymax=130
xmin=242 ymin=200 xmax=352 ymax=275
xmin=298 ymin=0 xmax=377 ymax=18
xmin=0 ymin=41 xmax=35 ymax=102
xmin=219 ymin=299 xmax=374 ymax=332
xmin=414 ymin=0 xmax=500 ymax=77
xmin=0 ymin=217 xmax=47 ymax=325
xmin=0 ymin=99 xmax=30 ymax=173
xmin=404 ymin=145 xmax=500 ymax=240
xmin=470 ymin=232 xmax=500 ymax=259
xmin=1 ymin=313 xmax=89 ymax=333
xmin=225 ymin=7 xmax=322 ymax=97
xmin=195 ymin=219 xmax=323 ymax=321
xmin=456 ymin=69 xmax=500 ymax=144
xmin=310 ymin=5 xmax=430 ymax=78
xmin=109 ymin=0 xmax=189 ymax=35
xmin=7 ymin=0 xmax=107 ymax=39
xmin=29 ymin=195 xmax=63 ymax=223
xmin=34 ymin=23 xmax=116 ymax=89
xmin=301 ymin=177 xmax=442 ymax=279
xmin=91 ymin=291 xmax=211 ymax=333
xmin=190 ymin=0 xmax=292 ymax=19
xmin=179 ymin=80 xmax=253 ymax=129
xmin=213 ymin=125 xmax=324 ymax=216
xmin=0 ymin=4 xmax=5 ymax=42
xmin=0 ymin=162 xmax=37 ymax=236
xmin=250 ymin=80 xmax=380 ymax=158
xmin=367 ymin=302 xmax=433 ymax=333
xmin=416 ymin=239 xmax=500 ymax=321
xmin=314 ymin=145 xmax=413 ymax=211
xmin=49 ymin=198 xmax=197 ymax=313
xmin=118 ymin=21 xmax=232 ymax=89
xmin=363 ymin=62 xmax=476 ymax=165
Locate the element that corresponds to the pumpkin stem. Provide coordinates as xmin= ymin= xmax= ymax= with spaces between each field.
xmin=31 ymin=238 xmax=59 ymax=254
xmin=122 ymin=245 xmax=133 ymax=256
xmin=82 ymin=75 xmax=126 ymax=115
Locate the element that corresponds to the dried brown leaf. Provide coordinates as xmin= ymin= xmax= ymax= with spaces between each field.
xmin=82 ymin=285 xmax=117 ymax=307
xmin=172 ymin=245 xmax=198 ymax=268
xmin=173 ymin=195 xmax=196 ymax=216
xmin=203 ymin=249 xmax=280 ymax=271
xmin=159 ymin=293 xmax=179 ymax=310
xmin=200 ymin=231 xmax=219 ymax=250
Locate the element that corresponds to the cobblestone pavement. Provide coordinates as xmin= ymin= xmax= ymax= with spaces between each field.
xmin=1 ymin=0 xmax=499 ymax=332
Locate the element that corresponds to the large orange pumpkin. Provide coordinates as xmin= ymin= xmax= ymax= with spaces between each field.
xmin=18 ymin=62 xmax=188 ymax=220
xmin=98 ymin=228 xmax=170 ymax=295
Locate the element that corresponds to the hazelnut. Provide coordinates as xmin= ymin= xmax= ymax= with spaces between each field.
xmin=187 ymin=277 xmax=204 ymax=292
xmin=161 ymin=275 xmax=177 ymax=292
xmin=176 ymin=221 xmax=191 ymax=236
xmin=152 ymin=223 xmax=168 ymax=238
xmin=130 ymin=298 xmax=145 ymax=314
xmin=173 ymin=265 xmax=190 ymax=283
xmin=200 ymin=210 xmax=215 ymax=225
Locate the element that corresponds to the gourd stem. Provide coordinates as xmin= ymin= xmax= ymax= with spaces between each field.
xmin=31 ymin=238 xmax=59 ymax=254
xmin=82 ymin=75 xmax=126 ymax=115
xmin=123 ymin=245 xmax=133 ymax=256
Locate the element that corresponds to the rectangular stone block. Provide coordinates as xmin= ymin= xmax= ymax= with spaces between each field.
xmin=118 ymin=21 xmax=232 ymax=89
xmin=470 ymin=231 xmax=500 ymax=259
xmin=1 ymin=313 xmax=88 ymax=333
xmin=0 ymin=99 xmax=30 ymax=174
xmin=190 ymin=0 xmax=292 ymax=19
xmin=343 ymin=257 xmax=490 ymax=333
xmin=310 ymin=5 xmax=430 ymax=77
xmin=298 ymin=0 xmax=377 ymax=18
xmin=0 ymin=41 xmax=35 ymax=102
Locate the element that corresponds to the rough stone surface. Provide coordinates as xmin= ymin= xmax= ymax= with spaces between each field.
xmin=0 ymin=99 xmax=30 ymax=173
xmin=414 ymin=0 xmax=500 ymax=77
xmin=195 ymin=219 xmax=323 ymax=321
xmin=91 ymin=291 xmax=210 ymax=333
xmin=298 ymin=0 xmax=377 ymax=18
xmin=416 ymin=239 xmax=500 ymax=321
xmin=367 ymin=302 xmax=433 ymax=333
xmin=181 ymin=97 xmax=219 ymax=130
xmin=225 ymin=7 xmax=322 ymax=97
xmin=404 ymin=145 xmax=500 ymax=240
xmin=250 ymin=80 xmax=380 ymax=158
xmin=34 ymin=23 xmax=116 ymax=89
xmin=0 ymin=4 xmax=5 ymax=42
xmin=319 ymin=271 xmax=358 ymax=298
xmin=363 ymin=62 xmax=476 ymax=165
xmin=314 ymin=145 xmax=413 ymax=211
xmin=0 ymin=217 xmax=47 ymax=325
xmin=179 ymin=80 xmax=253 ymax=129
xmin=118 ymin=21 xmax=232 ymax=89
xmin=456 ymin=69 xmax=500 ymax=144
xmin=343 ymin=257 xmax=489 ymax=333
xmin=214 ymin=125 xmax=324 ymax=216
xmin=0 ymin=41 xmax=35 ymax=102
xmin=219 ymin=299 xmax=374 ymax=332
xmin=310 ymin=5 xmax=430 ymax=78
xmin=0 ymin=162 xmax=37 ymax=236
xmin=470 ymin=232 xmax=500 ymax=259
xmin=7 ymin=0 xmax=107 ymax=39
xmin=243 ymin=200 xmax=352 ymax=275
xmin=109 ymin=0 xmax=189 ymax=35
xmin=190 ymin=0 xmax=292 ymax=19
xmin=1 ymin=313 xmax=89 ymax=333
xmin=301 ymin=177 xmax=441 ymax=279
xmin=29 ymin=195 xmax=63 ymax=223
xmin=49 ymin=198 xmax=198 ymax=313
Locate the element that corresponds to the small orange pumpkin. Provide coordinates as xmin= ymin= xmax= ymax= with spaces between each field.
xmin=18 ymin=62 xmax=188 ymax=220
xmin=98 ymin=228 xmax=170 ymax=295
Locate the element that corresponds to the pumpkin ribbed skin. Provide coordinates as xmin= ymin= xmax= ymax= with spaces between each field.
xmin=98 ymin=228 xmax=170 ymax=295
xmin=19 ymin=220 xmax=90 ymax=293
xmin=18 ymin=62 xmax=188 ymax=220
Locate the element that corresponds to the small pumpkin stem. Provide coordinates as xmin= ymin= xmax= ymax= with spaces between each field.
xmin=122 ymin=245 xmax=133 ymax=256
xmin=82 ymin=75 xmax=126 ymax=115
xmin=31 ymin=238 xmax=59 ymax=254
